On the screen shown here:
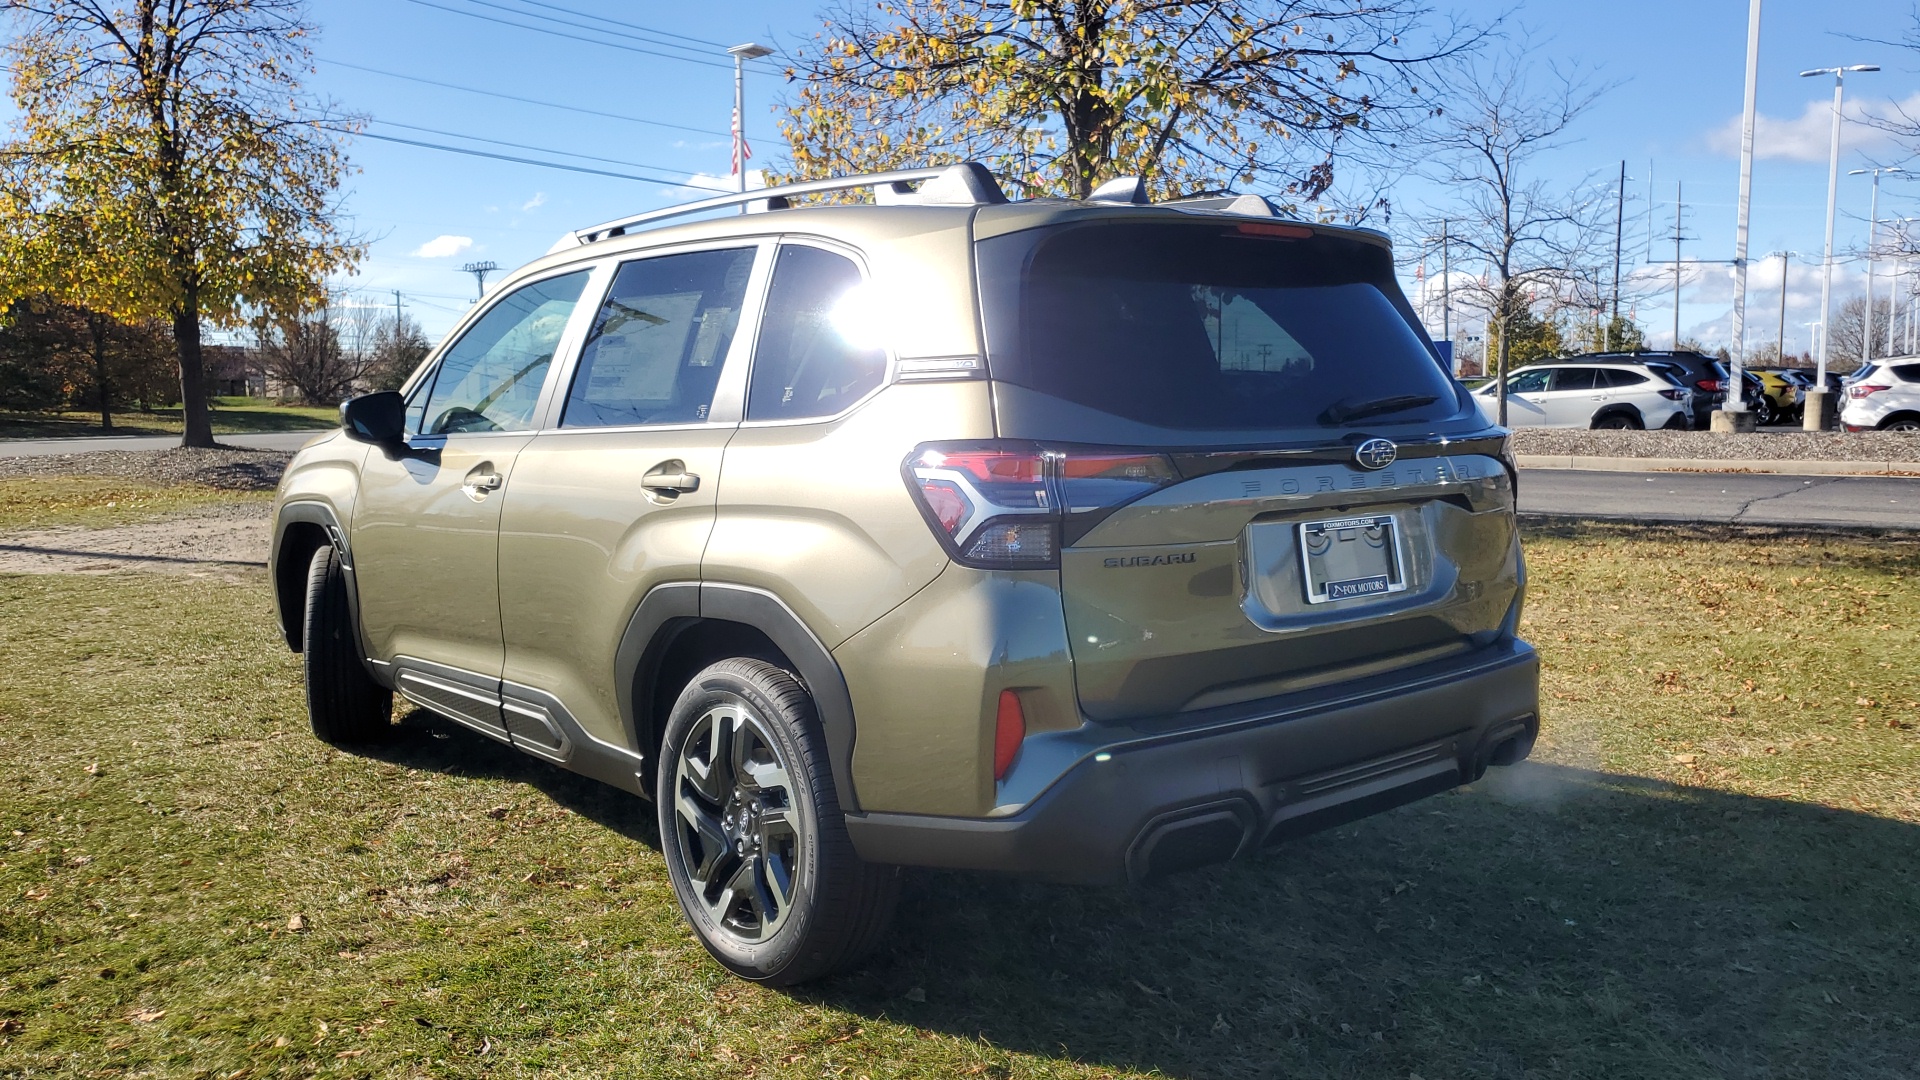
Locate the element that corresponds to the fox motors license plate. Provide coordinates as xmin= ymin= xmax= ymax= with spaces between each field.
xmin=1299 ymin=514 xmax=1407 ymax=604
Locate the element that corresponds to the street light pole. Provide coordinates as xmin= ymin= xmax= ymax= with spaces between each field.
xmin=1803 ymin=63 xmax=1879 ymax=428
xmin=1611 ymin=160 xmax=1627 ymax=351
xmin=727 ymin=42 xmax=774 ymax=210
xmin=1719 ymin=0 xmax=1763 ymax=431
xmin=1850 ymin=167 xmax=1901 ymax=368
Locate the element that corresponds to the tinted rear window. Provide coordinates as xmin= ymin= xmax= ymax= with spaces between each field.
xmin=978 ymin=223 xmax=1459 ymax=431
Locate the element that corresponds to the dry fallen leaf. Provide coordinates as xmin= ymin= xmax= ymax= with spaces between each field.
xmin=286 ymin=914 xmax=307 ymax=932
xmin=128 ymin=1009 xmax=164 ymax=1024
xmin=84 ymin=762 xmax=100 ymax=776
xmin=1672 ymin=754 xmax=1698 ymax=765
xmin=485 ymin=806 xmax=510 ymax=820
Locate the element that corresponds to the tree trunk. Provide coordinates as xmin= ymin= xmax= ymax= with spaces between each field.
xmin=87 ymin=313 xmax=113 ymax=432
xmin=1495 ymin=311 xmax=1512 ymax=428
xmin=173 ymin=290 xmax=215 ymax=449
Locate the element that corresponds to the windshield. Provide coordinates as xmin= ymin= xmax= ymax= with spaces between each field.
xmin=977 ymin=222 xmax=1462 ymax=433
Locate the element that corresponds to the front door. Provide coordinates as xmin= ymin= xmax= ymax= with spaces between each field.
xmin=498 ymin=243 xmax=767 ymax=749
xmin=352 ymin=269 xmax=594 ymax=680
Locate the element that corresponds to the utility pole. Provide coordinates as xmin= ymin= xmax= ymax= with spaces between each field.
xmin=1772 ymin=252 xmax=1795 ymax=362
xmin=1673 ymin=182 xmax=1685 ymax=350
xmin=1803 ymin=63 xmax=1880 ymax=428
xmin=460 ymin=261 xmax=499 ymax=302
xmin=393 ymin=289 xmax=404 ymax=331
xmin=1441 ymin=218 xmax=1451 ymax=356
xmin=1718 ymin=0 xmax=1762 ymax=431
xmin=1611 ymin=160 xmax=1627 ymax=351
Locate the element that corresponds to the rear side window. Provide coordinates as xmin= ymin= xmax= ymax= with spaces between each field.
xmin=1604 ymin=369 xmax=1649 ymax=388
xmin=977 ymin=223 xmax=1457 ymax=431
xmin=416 ymin=271 xmax=590 ymax=435
xmin=563 ymin=247 xmax=755 ymax=428
xmin=1551 ymin=368 xmax=1598 ymax=392
xmin=746 ymin=245 xmax=887 ymax=421
xmin=1892 ymin=363 xmax=1920 ymax=382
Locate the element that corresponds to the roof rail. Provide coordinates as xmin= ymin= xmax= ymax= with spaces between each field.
xmin=563 ymin=161 xmax=1008 ymax=248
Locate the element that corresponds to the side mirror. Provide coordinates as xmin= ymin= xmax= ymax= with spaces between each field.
xmin=340 ymin=391 xmax=407 ymax=446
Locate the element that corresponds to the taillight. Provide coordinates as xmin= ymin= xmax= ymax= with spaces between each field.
xmin=904 ymin=442 xmax=1179 ymax=568
xmin=993 ymin=690 xmax=1025 ymax=780
xmin=1851 ymin=384 xmax=1892 ymax=399
xmin=1697 ymin=379 xmax=1722 ymax=392
xmin=1658 ymin=388 xmax=1688 ymax=401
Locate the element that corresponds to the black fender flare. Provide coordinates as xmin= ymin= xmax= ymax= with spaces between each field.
xmin=1590 ymin=404 xmax=1643 ymax=429
xmin=613 ymin=582 xmax=862 ymax=813
xmin=272 ymin=502 xmax=356 ymax=650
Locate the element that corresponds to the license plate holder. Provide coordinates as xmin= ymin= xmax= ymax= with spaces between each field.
xmin=1298 ymin=514 xmax=1407 ymax=604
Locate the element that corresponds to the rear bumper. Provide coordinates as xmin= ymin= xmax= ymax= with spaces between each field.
xmin=845 ymin=639 xmax=1540 ymax=885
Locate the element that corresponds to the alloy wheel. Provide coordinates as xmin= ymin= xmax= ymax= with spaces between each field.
xmin=672 ymin=703 xmax=804 ymax=942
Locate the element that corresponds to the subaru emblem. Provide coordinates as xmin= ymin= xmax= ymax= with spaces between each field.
xmin=1355 ymin=438 xmax=1397 ymax=471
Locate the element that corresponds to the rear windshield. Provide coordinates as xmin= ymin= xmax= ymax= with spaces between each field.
xmin=977 ymin=222 xmax=1460 ymax=431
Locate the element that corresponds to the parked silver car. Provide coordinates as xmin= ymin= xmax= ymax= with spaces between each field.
xmin=1473 ymin=362 xmax=1692 ymax=429
xmin=1840 ymin=360 xmax=1920 ymax=431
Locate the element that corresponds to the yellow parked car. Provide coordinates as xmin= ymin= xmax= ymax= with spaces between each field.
xmin=1752 ymin=370 xmax=1801 ymax=424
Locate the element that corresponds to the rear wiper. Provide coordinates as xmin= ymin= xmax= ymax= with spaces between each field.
xmin=1320 ymin=393 xmax=1439 ymax=425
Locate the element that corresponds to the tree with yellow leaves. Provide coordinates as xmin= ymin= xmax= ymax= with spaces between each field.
xmin=0 ymin=0 xmax=360 ymax=447
xmin=778 ymin=0 xmax=1476 ymax=208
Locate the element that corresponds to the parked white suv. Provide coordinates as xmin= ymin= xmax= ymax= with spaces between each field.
xmin=1840 ymin=360 xmax=1920 ymax=432
xmin=1474 ymin=362 xmax=1692 ymax=429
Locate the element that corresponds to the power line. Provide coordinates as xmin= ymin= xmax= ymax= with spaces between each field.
xmin=449 ymin=0 xmax=756 ymax=67
xmin=369 ymin=118 xmax=714 ymax=177
xmin=397 ymin=0 xmax=742 ymax=70
xmin=500 ymin=0 xmax=729 ymax=49
xmin=344 ymin=128 xmax=730 ymax=190
xmin=319 ymin=58 xmax=750 ymax=140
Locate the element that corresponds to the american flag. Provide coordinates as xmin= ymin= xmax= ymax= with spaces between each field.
xmin=731 ymin=105 xmax=752 ymax=176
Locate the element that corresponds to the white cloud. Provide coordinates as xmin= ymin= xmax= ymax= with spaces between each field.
xmin=658 ymin=170 xmax=764 ymax=202
xmin=1706 ymin=94 xmax=1920 ymax=163
xmin=410 ymin=234 xmax=474 ymax=259
xmin=522 ymin=192 xmax=547 ymax=212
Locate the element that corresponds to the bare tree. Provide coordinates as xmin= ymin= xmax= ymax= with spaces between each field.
xmin=1824 ymin=295 xmax=1891 ymax=373
xmin=1405 ymin=52 xmax=1611 ymax=423
xmin=252 ymin=298 xmax=378 ymax=406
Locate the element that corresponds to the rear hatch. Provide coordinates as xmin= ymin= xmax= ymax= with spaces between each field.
xmin=974 ymin=216 xmax=1522 ymax=722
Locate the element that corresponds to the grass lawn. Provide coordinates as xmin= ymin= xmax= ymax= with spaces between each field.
xmin=0 ymin=398 xmax=336 ymax=439
xmin=0 ymin=478 xmax=267 ymax=532
xmin=1 ymin=522 xmax=1916 ymax=1078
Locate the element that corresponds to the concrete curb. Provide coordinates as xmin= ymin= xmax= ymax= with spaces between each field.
xmin=1514 ymin=454 xmax=1920 ymax=477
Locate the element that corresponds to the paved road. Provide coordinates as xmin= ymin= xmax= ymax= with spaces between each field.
xmin=1519 ymin=469 xmax=1920 ymax=530
xmin=0 ymin=430 xmax=328 ymax=458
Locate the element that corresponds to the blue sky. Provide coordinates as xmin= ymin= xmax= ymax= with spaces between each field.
xmin=7 ymin=0 xmax=1918 ymax=354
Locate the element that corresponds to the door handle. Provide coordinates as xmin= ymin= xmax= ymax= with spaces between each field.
xmin=641 ymin=461 xmax=700 ymax=496
xmin=462 ymin=462 xmax=504 ymax=499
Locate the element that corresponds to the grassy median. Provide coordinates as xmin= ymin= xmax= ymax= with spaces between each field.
xmin=0 ymin=399 xmax=336 ymax=439
xmin=1 ymin=523 xmax=1916 ymax=1078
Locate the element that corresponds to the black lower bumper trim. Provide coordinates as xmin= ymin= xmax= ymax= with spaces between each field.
xmin=845 ymin=641 xmax=1540 ymax=885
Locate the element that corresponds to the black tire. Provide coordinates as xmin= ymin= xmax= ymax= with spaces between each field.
xmin=1754 ymin=398 xmax=1777 ymax=426
xmin=1593 ymin=412 xmax=1640 ymax=430
xmin=657 ymin=658 xmax=897 ymax=985
xmin=1880 ymin=414 xmax=1920 ymax=432
xmin=302 ymin=545 xmax=393 ymax=744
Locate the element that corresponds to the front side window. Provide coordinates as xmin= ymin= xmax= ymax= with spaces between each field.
xmin=562 ymin=247 xmax=757 ymax=428
xmin=417 ymin=272 xmax=590 ymax=435
xmin=1507 ymin=370 xmax=1552 ymax=394
xmin=746 ymin=245 xmax=887 ymax=421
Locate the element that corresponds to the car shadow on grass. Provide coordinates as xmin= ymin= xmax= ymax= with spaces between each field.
xmin=349 ymin=714 xmax=1920 ymax=1079
xmin=799 ymin=762 xmax=1920 ymax=1080
xmin=362 ymin=706 xmax=662 ymax=849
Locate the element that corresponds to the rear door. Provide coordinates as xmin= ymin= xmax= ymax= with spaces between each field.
xmin=1541 ymin=366 xmax=1601 ymax=425
xmin=976 ymin=219 xmax=1522 ymax=722
xmin=497 ymin=242 xmax=769 ymax=749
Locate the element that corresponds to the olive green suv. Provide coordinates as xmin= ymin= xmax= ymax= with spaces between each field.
xmin=270 ymin=163 xmax=1539 ymax=985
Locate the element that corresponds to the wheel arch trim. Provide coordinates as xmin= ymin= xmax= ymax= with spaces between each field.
xmin=614 ymin=581 xmax=862 ymax=813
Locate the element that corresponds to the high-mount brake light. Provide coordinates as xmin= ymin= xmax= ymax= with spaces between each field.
xmin=904 ymin=443 xmax=1180 ymax=569
xmin=1233 ymin=222 xmax=1314 ymax=240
